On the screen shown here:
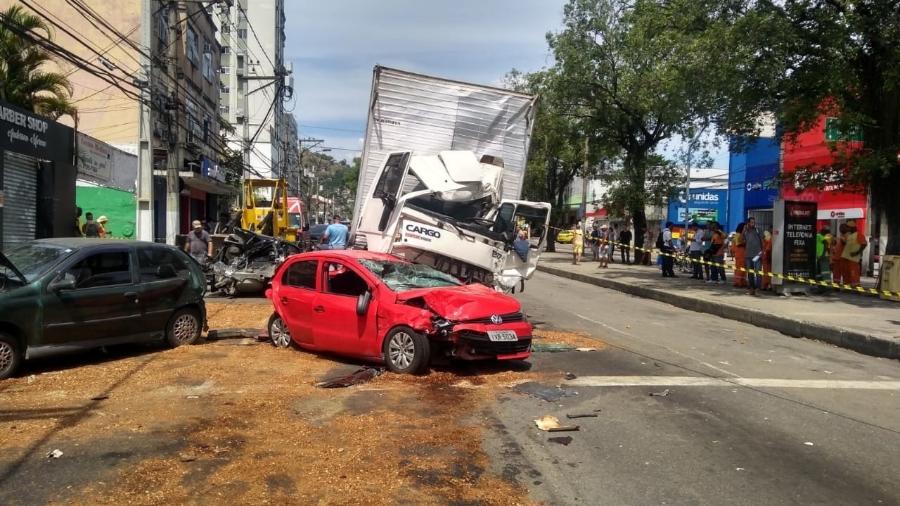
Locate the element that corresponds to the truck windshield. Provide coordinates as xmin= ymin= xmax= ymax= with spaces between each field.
xmin=358 ymin=259 xmax=461 ymax=291
xmin=2 ymin=242 xmax=72 ymax=282
xmin=252 ymin=186 xmax=274 ymax=207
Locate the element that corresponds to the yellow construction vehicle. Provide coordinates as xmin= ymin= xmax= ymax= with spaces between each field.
xmin=241 ymin=178 xmax=299 ymax=242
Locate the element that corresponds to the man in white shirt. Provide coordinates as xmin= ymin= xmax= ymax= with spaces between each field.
xmin=688 ymin=222 xmax=705 ymax=280
xmin=660 ymin=222 xmax=676 ymax=277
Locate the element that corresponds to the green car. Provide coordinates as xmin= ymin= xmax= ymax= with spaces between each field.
xmin=0 ymin=238 xmax=207 ymax=379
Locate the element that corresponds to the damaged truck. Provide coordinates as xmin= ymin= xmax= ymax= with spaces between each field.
xmin=351 ymin=66 xmax=551 ymax=292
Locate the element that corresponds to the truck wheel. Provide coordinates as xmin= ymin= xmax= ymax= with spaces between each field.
xmin=383 ymin=326 xmax=430 ymax=374
xmin=166 ymin=308 xmax=201 ymax=347
xmin=268 ymin=313 xmax=292 ymax=348
xmin=0 ymin=334 xmax=22 ymax=380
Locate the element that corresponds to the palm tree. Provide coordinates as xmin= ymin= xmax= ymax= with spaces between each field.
xmin=0 ymin=5 xmax=76 ymax=121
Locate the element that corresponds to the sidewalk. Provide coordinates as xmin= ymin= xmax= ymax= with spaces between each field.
xmin=537 ymin=246 xmax=900 ymax=360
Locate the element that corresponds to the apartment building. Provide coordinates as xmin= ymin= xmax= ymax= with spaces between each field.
xmin=212 ymin=0 xmax=294 ymax=180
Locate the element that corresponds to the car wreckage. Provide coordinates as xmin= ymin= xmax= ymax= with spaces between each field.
xmin=266 ymin=249 xmax=532 ymax=374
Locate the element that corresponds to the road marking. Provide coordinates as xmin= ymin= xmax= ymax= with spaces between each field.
xmin=567 ymin=376 xmax=900 ymax=390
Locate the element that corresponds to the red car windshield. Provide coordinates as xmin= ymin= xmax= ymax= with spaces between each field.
xmin=358 ymin=259 xmax=460 ymax=292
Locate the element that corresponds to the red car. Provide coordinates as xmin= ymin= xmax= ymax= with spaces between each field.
xmin=265 ymin=250 xmax=532 ymax=374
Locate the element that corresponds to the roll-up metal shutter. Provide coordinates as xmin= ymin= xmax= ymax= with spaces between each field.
xmin=2 ymin=151 xmax=39 ymax=246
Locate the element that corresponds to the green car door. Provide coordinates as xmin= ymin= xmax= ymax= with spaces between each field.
xmin=40 ymin=247 xmax=142 ymax=347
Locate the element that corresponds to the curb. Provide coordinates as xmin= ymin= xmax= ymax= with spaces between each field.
xmin=538 ymin=265 xmax=899 ymax=360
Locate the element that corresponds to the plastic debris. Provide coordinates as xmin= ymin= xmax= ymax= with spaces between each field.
xmin=564 ymin=372 xmax=577 ymax=380
xmin=26 ymin=375 xmax=36 ymax=384
xmin=803 ymin=441 xmax=814 ymax=446
xmin=566 ymin=413 xmax=598 ymax=419
xmin=514 ymin=382 xmax=578 ymax=402
xmin=46 ymin=449 xmax=63 ymax=459
xmin=575 ymin=347 xmax=597 ymax=352
xmin=534 ymin=415 xmax=579 ymax=432
xmin=649 ymin=389 xmax=670 ymax=397
xmin=548 ymin=436 xmax=573 ymax=446
xmin=316 ymin=367 xmax=383 ymax=388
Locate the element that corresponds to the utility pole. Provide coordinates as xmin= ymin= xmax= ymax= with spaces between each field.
xmin=136 ymin=0 xmax=154 ymax=241
xmin=165 ymin=0 xmax=180 ymax=246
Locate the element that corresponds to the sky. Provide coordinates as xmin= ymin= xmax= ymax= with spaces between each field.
xmin=283 ymin=0 xmax=729 ymax=169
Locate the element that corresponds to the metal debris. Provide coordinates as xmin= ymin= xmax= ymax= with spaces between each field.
xmin=564 ymin=372 xmax=577 ymax=380
xmin=566 ymin=413 xmax=599 ymax=419
xmin=315 ymin=367 xmax=384 ymax=388
xmin=531 ymin=343 xmax=576 ymax=353
xmin=46 ymin=449 xmax=63 ymax=459
xmin=649 ymin=389 xmax=670 ymax=397
xmin=548 ymin=436 xmax=574 ymax=446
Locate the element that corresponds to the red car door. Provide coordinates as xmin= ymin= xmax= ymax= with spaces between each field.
xmin=311 ymin=260 xmax=379 ymax=356
xmin=276 ymin=258 xmax=319 ymax=345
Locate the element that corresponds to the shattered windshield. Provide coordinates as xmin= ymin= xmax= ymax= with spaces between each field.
xmin=358 ymin=259 xmax=461 ymax=292
xmin=2 ymin=242 xmax=72 ymax=283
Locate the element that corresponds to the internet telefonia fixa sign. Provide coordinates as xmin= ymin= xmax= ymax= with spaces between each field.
xmin=0 ymin=100 xmax=74 ymax=163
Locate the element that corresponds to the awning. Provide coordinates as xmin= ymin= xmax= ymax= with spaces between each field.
xmin=154 ymin=170 xmax=235 ymax=195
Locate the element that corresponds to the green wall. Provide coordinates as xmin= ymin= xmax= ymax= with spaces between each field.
xmin=76 ymin=186 xmax=136 ymax=239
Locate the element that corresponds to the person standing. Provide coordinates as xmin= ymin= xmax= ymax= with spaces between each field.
xmin=815 ymin=226 xmax=833 ymax=285
xmin=707 ymin=222 xmax=727 ymax=284
xmin=841 ymin=220 xmax=867 ymax=288
xmin=322 ymin=214 xmax=350 ymax=250
xmin=761 ymin=230 xmax=773 ymax=291
xmin=688 ymin=223 xmax=704 ymax=280
xmin=618 ymin=225 xmax=632 ymax=264
xmin=743 ymin=217 xmax=763 ymax=296
xmin=82 ymin=212 xmax=101 ymax=238
xmin=74 ymin=207 xmax=84 ymax=237
xmin=185 ymin=220 xmax=213 ymax=264
xmin=659 ymin=222 xmax=676 ymax=277
xmin=597 ymin=225 xmax=609 ymax=268
xmin=96 ymin=216 xmax=109 ymax=238
xmin=731 ymin=223 xmax=747 ymax=288
xmin=571 ymin=222 xmax=584 ymax=265
xmin=590 ymin=223 xmax=602 ymax=261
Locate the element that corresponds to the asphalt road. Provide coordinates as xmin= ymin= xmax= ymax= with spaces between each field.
xmin=492 ymin=271 xmax=900 ymax=505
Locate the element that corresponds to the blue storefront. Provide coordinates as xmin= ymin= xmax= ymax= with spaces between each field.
xmin=728 ymin=136 xmax=780 ymax=233
xmin=667 ymin=189 xmax=728 ymax=230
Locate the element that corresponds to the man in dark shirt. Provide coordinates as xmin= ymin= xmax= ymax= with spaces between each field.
xmin=618 ymin=227 xmax=633 ymax=264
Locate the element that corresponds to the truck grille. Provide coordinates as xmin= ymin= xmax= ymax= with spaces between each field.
xmin=459 ymin=332 xmax=531 ymax=355
xmin=462 ymin=312 xmax=525 ymax=324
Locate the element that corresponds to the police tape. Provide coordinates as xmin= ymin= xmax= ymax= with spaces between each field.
xmin=549 ymin=226 xmax=899 ymax=298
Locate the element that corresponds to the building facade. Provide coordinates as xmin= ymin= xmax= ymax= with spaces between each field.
xmin=212 ymin=0 xmax=293 ymax=179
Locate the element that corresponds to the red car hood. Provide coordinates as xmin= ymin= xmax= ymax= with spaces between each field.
xmin=397 ymin=284 xmax=521 ymax=321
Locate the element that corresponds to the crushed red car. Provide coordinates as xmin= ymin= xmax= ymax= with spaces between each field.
xmin=265 ymin=250 xmax=532 ymax=374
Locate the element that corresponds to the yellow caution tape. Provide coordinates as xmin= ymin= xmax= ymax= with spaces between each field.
xmin=549 ymin=226 xmax=898 ymax=298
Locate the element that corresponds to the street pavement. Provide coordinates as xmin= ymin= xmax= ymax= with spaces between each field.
xmin=539 ymin=246 xmax=900 ymax=358
xmin=491 ymin=271 xmax=900 ymax=505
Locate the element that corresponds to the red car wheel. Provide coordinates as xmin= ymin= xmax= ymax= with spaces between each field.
xmin=382 ymin=326 xmax=430 ymax=374
xmin=268 ymin=313 xmax=292 ymax=348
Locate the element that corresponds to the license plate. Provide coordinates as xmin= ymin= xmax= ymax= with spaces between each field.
xmin=487 ymin=330 xmax=518 ymax=342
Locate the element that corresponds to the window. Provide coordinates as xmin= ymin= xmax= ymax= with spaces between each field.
xmin=137 ymin=247 xmax=189 ymax=282
xmin=157 ymin=8 xmax=169 ymax=45
xmin=237 ymin=28 xmax=247 ymax=39
xmin=220 ymin=84 xmax=230 ymax=94
xmin=186 ymin=26 xmax=199 ymax=65
xmin=324 ymin=262 xmax=368 ymax=297
xmin=283 ymin=260 xmax=316 ymax=289
xmin=359 ymin=259 xmax=459 ymax=292
xmin=222 ymin=45 xmax=231 ymax=55
xmin=221 ymin=66 xmax=231 ymax=75
xmin=492 ymin=203 xmax=516 ymax=236
xmin=221 ymin=24 xmax=231 ymax=34
xmin=237 ymin=55 xmax=245 ymax=69
xmin=202 ymin=40 xmax=213 ymax=82
xmin=219 ymin=105 xmax=230 ymax=115
xmin=65 ymin=252 xmax=132 ymax=289
xmin=373 ymin=153 xmax=407 ymax=199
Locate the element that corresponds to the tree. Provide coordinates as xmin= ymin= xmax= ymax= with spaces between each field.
xmin=548 ymin=0 xmax=751 ymax=249
xmin=741 ymin=0 xmax=900 ymax=254
xmin=511 ymin=70 xmax=597 ymax=252
xmin=0 ymin=5 xmax=76 ymax=120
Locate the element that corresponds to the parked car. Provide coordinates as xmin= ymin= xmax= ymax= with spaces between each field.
xmin=0 ymin=238 xmax=207 ymax=379
xmin=556 ymin=229 xmax=575 ymax=244
xmin=266 ymin=250 xmax=532 ymax=374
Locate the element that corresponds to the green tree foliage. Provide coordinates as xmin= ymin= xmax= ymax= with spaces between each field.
xmin=546 ymin=0 xmax=742 ymax=249
xmin=0 ymin=5 xmax=76 ymax=120
xmin=741 ymin=0 xmax=900 ymax=253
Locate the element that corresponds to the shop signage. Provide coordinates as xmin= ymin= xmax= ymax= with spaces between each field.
xmin=201 ymin=157 xmax=224 ymax=182
xmin=0 ymin=100 xmax=74 ymax=163
xmin=783 ymin=201 xmax=817 ymax=279
xmin=667 ymin=189 xmax=727 ymax=227
xmin=76 ymin=133 xmax=113 ymax=183
xmin=817 ymin=208 xmax=864 ymax=220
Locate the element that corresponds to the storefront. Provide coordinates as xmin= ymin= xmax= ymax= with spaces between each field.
xmin=76 ymin=132 xmax=138 ymax=239
xmin=667 ymin=189 xmax=728 ymax=230
xmin=153 ymin=155 xmax=233 ymax=238
xmin=728 ymin=135 xmax=780 ymax=234
xmin=0 ymin=100 xmax=76 ymax=248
